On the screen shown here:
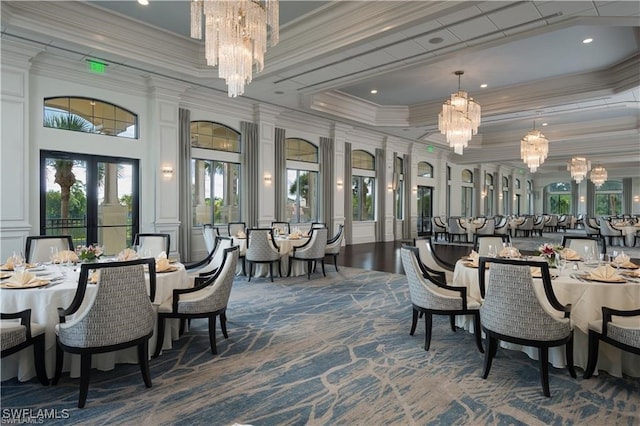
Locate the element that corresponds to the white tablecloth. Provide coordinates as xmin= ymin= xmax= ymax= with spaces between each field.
xmin=1 ymin=262 xmax=190 ymax=382
xmin=452 ymin=259 xmax=640 ymax=377
xmin=236 ymin=236 xmax=310 ymax=277
xmin=613 ymin=224 xmax=639 ymax=247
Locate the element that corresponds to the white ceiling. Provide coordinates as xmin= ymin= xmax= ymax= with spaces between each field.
xmin=2 ymin=0 xmax=639 ymax=178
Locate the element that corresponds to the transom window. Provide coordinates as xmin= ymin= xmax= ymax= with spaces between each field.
xmin=191 ymin=121 xmax=240 ymax=152
xmin=286 ymin=138 xmax=318 ymax=163
xmin=44 ymin=97 xmax=137 ymax=138
xmin=417 ymin=161 xmax=433 ymax=178
xmin=461 ymin=169 xmax=473 ymax=183
xmin=352 ymin=150 xmax=375 ymax=170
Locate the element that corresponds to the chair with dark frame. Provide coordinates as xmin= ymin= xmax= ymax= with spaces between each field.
xmin=1 ymin=309 xmax=49 ymax=386
xmin=288 ymin=227 xmax=328 ymax=279
xmin=245 ymin=228 xmax=281 ymax=282
xmin=431 ymin=217 xmax=448 ymax=241
xmin=415 ymin=237 xmax=456 ymax=284
xmin=472 ymin=234 xmax=511 ymax=256
xmin=478 ymin=257 xmax=575 ymax=397
xmin=400 ymin=246 xmax=484 ymax=353
xmin=25 ymin=235 xmax=74 ymax=263
xmin=153 ymin=246 xmax=239 ymax=358
xmin=324 ymin=224 xmax=344 ymax=272
xmin=133 ymin=233 xmax=170 ymax=257
xmin=270 ymin=221 xmax=291 ymax=235
xmin=561 ymin=235 xmax=606 ymax=257
xmin=227 ymin=222 xmax=247 ymax=238
xmin=583 ymin=307 xmax=640 ymax=379
xmin=52 ymin=258 xmax=157 ymax=408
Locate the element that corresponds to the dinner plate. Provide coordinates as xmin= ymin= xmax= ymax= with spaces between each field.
xmin=463 ymin=261 xmax=479 ymax=268
xmin=0 ymin=272 xmax=12 ymax=279
xmin=0 ymin=280 xmax=50 ymax=289
xmin=611 ymin=262 xmax=639 ymax=270
xmin=583 ymin=274 xmax=626 ymax=283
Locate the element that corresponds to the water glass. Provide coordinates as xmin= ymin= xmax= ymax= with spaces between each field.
xmin=12 ymin=251 xmax=25 ymax=273
xmin=487 ymin=244 xmax=497 ymax=258
xmin=49 ymin=246 xmax=59 ymax=264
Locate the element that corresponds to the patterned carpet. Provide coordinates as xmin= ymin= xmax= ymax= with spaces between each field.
xmin=2 ymin=266 xmax=639 ymax=425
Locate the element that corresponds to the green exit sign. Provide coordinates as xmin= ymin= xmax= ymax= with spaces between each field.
xmin=88 ymin=60 xmax=106 ymax=74
xmin=427 ymin=145 xmax=434 ymax=153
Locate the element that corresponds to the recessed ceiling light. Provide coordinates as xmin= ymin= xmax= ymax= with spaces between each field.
xmin=274 ymin=90 xmax=284 ymax=95
xmin=370 ymin=89 xmax=378 ymax=94
xmin=480 ymin=83 xmax=488 ymax=88
xmin=541 ymin=122 xmax=548 ymax=126
xmin=582 ymin=38 xmax=593 ymax=44
xmin=429 ymin=37 xmax=444 ymax=44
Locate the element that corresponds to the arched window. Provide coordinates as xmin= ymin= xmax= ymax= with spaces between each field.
xmin=417 ymin=161 xmax=433 ymax=178
xmin=191 ymin=122 xmax=241 ymax=226
xmin=352 ymin=150 xmax=375 ymax=221
xmin=595 ymin=180 xmax=622 ymax=216
xmin=502 ymin=176 xmax=510 ymax=214
xmin=546 ymin=182 xmax=571 ymax=214
xmin=484 ymin=172 xmax=494 ymax=216
xmin=461 ymin=169 xmax=473 ymax=217
xmin=515 ymin=178 xmax=521 ymax=189
xmin=286 ymin=138 xmax=319 ymax=223
xmin=44 ymin=97 xmax=138 ymax=138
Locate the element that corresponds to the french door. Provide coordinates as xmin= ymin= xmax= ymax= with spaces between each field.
xmin=416 ymin=186 xmax=433 ymax=236
xmin=40 ymin=151 xmax=139 ymax=255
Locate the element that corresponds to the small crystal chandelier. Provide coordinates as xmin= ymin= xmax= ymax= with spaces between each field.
xmin=191 ymin=0 xmax=279 ymax=98
xmin=438 ymin=71 xmax=481 ymax=155
xmin=520 ymin=121 xmax=549 ymax=173
xmin=590 ymin=165 xmax=608 ymax=188
xmin=567 ymin=157 xmax=591 ymax=183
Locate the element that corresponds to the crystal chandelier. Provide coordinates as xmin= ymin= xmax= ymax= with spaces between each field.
xmin=191 ymin=0 xmax=279 ymax=98
xmin=590 ymin=165 xmax=607 ymax=188
xmin=438 ymin=71 xmax=481 ymax=155
xmin=520 ymin=121 xmax=549 ymax=173
xmin=567 ymin=157 xmax=591 ymax=183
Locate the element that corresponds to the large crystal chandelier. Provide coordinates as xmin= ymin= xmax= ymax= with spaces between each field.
xmin=590 ymin=165 xmax=607 ymax=188
xmin=191 ymin=0 xmax=279 ymax=98
xmin=438 ymin=70 xmax=481 ymax=155
xmin=520 ymin=121 xmax=549 ymax=173
xmin=567 ymin=157 xmax=591 ymax=183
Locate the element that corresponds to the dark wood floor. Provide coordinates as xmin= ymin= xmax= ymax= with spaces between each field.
xmin=336 ymin=240 xmax=469 ymax=275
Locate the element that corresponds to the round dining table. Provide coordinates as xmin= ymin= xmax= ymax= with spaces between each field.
xmin=1 ymin=261 xmax=190 ymax=382
xmin=234 ymin=235 xmax=311 ymax=277
xmin=452 ymin=258 xmax=640 ymax=378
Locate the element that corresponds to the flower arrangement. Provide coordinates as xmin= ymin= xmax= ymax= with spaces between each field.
xmin=77 ymin=244 xmax=103 ymax=262
xmin=537 ymin=243 xmax=563 ymax=266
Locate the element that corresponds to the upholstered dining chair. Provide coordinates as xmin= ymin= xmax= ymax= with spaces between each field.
xmin=1 ymin=309 xmax=49 ymax=386
xmin=599 ymin=220 xmax=625 ymax=247
xmin=473 ymin=235 xmax=510 ymax=256
xmin=202 ymin=224 xmax=220 ymax=254
xmin=544 ymin=215 xmax=559 ymax=233
xmin=153 ymin=246 xmax=239 ymax=357
xmin=245 ymin=228 xmax=281 ymax=282
xmin=447 ymin=217 xmax=467 ymax=242
xmin=288 ymin=227 xmax=328 ymax=279
xmin=532 ymin=215 xmax=545 ymax=237
xmin=431 ymin=217 xmax=448 ymax=241
xmin=475 ymin=218 xmax=495 ymax=236
xmin=514 ymin=216 xmax=534 ymax=237
xmin=52 ymin=258 xmax=157 ymax=408
xmin=416 ymin=237 xmax=455 ymax=284
xmin=401 ymin=246 xmax=484 ymax=353
xmin=25 ymin=235 xmax=74 ymax=263
xmin=325 ymin=224 xmax=344 ymax=271
xmin=186 ymin=236 xmax=233 ymax=276
xmin=270 ymin=221 xmax=290 ymax=235
xmin=584 ymin=217 xmax=601 ymax=238
xmin=133 ymin=233 xmax=170 ymax=257
xmin=557 ymin=214 xmax=571 ymax=231
xmin=478 ymin=257 xmax=576 ymax=397
xmin=310 ymin=222 xmax=326 ymax=229
xmin=227 ymin=222 xmax=246 ymax=238
xmin=493 ymin=217 xmax=509 ymax=236
xmin=561 ymin=235 xmax=606 ymax=256
xmin=583 ymin=307 xmax=640 ymax=379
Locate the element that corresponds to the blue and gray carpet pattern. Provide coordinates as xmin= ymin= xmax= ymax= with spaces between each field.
xmin=2 ymin=267 xmax=639 ymax=425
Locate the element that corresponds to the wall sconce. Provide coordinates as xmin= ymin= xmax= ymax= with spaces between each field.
xmin=513 ymin=195 xmax=517 ymax=201
xmin=263 ymin=174 xmax=272 ymax=184
xmin=481 ymin=190 xmax=487 ymax=198
xmin=412 ymin=187 xmax=417 ymax=193
xmin=499 ymin=193 xmax=503 ymax=200
xmin=579 ymin=196 xmax=585 ymax=203
xmin=634 ymin=195 xmax=640 ymax=203
xmin=161 ymin=166 xmax=173 ymax=178
xmin=337 ymin=180 xmax=343 ymax=188
xmin=387 ymin=184 xmax=393 ymax=192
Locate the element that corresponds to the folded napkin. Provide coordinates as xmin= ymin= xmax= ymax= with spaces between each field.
xmin=465 ymin=250 xmax=480 ymax=266
xmin=52 ymin=250 xmax=79 ymax=263
xmin=618 ymin=259 xmax=638 ymax=269
xmin=530 ymin=266 xmax=542 ymax=278
xmin=289 ymin=231 xmax=301 ymax=239
xmin=561 ymin=248 xmax=581 ymax=261
xmin=613 ymin=253 xmax=631 ymax=266
xmin=89 ymin=271 xmax=100 ymax=284
xmin=237 ymin=231 xmax=246 ymax=239
xmin=499 ymin=246 xmax=520 ymax=258
xmin=589 ymin=265 xmax=625 ymax=282
xmin=2 ymin=257 xmax=15 ymax=270
xmin=118 ymin=248 xmax=139 ymax=261
xmin=155 ymin=252 xmax=171 ymax=272
xmin=4 ymin=271 xmax=40 ymax=288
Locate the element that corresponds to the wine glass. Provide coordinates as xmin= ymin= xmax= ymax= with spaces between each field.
xmin=49 ymin=246 xmax=59 ymax=265
xmin=611 ymin=249 xmax=619 ymax=269
xmin=584 ymin=245 xmax=593 ymax=265
xmin=12 ymin=251 xmax=25 ymax=273
xmin=487 ymin=244 xmax=497 ymax=258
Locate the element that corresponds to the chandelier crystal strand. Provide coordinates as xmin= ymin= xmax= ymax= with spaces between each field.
xmin=520 ymin=121 xmax=549 ymax=173
xmin=567 ymin=157 xmax=591 ymax=183
xmin=191 ymin=0 xmax=279 ymax=98
xmin=438 ymin=71 xmax=481 ymax=155
xmin=590 ymin=165 xmax=607 ymax=188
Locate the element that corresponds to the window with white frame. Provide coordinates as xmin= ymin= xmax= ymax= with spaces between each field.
xmin=394 ymin=156 xmax=403 ymax=220
xmin=595 ymin=180 xmax=622 ymax=216
xmin=190 ymin=121 xmax=241 ymax=226
xmin=461 ymin=169 xmax=473 ymax=217
xmin=352 ymin=150 xmax=375 ymax=221
xmin=286 ymin=138 xmax=319 ymax=223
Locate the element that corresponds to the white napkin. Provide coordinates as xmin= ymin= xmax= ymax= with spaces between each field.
xmin=530 ymin=266 xmax=542 ymax=278
xmin=467 ymin=250 xmax=480 ymax=266
xmin=499 ymin=246 xmax=520 ymax=258
xmin=4 ymin=271 xmax=39 ymax=288
xmin=118 ymin=248 xmax=139 ymax=261
xmin=89 ymin=271 xmax=100 ymax=284
xmin=561 ymin=248 xmax=581 ymax=261
xmin=613 ymin=253 xmax=635 ymax=268
xmin=2 ymin=257 xmax=15 ymax=270
xmin=237 ymin=231 xmax=246 ymax=239
xmin=589 ymin=265 xmax=624 ymax=282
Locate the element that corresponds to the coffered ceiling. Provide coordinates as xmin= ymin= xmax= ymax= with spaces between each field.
xmin=2 ymin=1 xmax=639 ymax=178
